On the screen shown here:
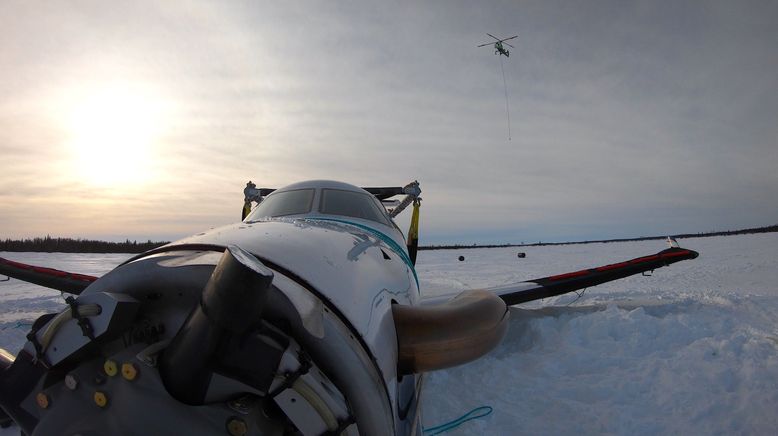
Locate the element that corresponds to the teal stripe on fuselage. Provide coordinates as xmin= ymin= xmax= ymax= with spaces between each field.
xmin=302 ymin=216 xmax=419 ymax=289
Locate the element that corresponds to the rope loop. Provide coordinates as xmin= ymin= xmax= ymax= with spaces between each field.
xmin=423 ymin=406 xmax=493 ymax=435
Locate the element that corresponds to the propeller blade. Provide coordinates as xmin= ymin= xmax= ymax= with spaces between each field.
xmin=502 ymin=35 xmax=518 ymax=41
xmin=504 ymin=42 xmax=515 ymax=48
xmin=477 ymin=42 xmax=494 ymax=47
xmin=486 ymin=33 xmax=500 ymax=41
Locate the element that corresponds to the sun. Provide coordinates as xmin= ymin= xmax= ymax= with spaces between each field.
xmin=67 ymin=85 xmax=165 ymax=186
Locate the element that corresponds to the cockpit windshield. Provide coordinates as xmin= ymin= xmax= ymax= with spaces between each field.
xmin=320 ymin=189 xmax=391 ymax=226
xmin=246 ymin=186 xmax=393 ymax=227
xmin=247 ymin=188 xmax=314 ymax=219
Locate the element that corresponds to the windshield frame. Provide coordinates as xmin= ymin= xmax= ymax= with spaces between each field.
xmin=245 ymin=188 xmax=315 ymax=220
xmin=318 ymin=188 xmax=393 ymax=226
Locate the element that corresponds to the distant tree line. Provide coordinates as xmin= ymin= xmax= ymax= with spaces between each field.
xmin=419 ymin=243 xmax=517 ymax=251
xmin=0 ymin=236 xmax=169 ymax=253
xmin=419 ymin=224 xmax=778 ymax=250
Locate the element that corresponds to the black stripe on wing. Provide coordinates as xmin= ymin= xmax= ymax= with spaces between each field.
xmin=494 ymin=247 xmax=699 ymax=306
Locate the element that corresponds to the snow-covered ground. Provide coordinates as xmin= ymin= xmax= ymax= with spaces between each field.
xmin=2 ymin=233 xmax=778 ymax=434
xmin=419 ymin=233 xmax=778 ymax=435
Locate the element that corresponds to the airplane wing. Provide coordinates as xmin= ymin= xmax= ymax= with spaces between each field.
xmin=2 ymin=243 xmax=699 ymax=304
xmin=421 ymin=244 xmax=699 ymax=306
xmin=0 ymin=256 xmax=97 ymax=294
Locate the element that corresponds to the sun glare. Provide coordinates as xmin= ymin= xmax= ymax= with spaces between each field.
xmin=67 ymin=85 xmax=165 ymax=186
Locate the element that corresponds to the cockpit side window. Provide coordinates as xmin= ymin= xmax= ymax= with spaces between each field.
xmin=320 ymin=189 xmax=391 ymax=226
xmin=247 ymin=188 xmax=315 ymax=219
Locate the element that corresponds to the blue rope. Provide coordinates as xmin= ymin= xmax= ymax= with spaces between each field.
xmin=423 ymin=406 xmax=493 ymax=435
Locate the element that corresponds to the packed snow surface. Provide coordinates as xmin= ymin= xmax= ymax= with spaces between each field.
xmin=2 ymin=233 xmax=778 ymax=434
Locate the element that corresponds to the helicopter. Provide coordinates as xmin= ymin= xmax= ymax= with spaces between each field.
xmin=477 ymin=33 xmax=518 ymax=57
xmin=0 ymin=180 xmax=698 ymax=435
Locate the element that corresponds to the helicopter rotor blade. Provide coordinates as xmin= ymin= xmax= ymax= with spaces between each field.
xmin=504 ymin=42 xmax=515 ymax=48
xmin=477 ymin=42 xmax=495 ymax=47
xmin=502 ymin=35 xmax=518 ymax=42
xmin=486 ymin=33 xmax=501 ymax=41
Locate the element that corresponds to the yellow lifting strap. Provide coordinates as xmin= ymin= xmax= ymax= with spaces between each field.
xmin=241 ymin=199 xmax=253 ymax=220
xmin=407 ymin=199 xmax=420 ymax=265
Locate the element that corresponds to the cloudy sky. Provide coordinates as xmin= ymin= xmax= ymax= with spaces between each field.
xmin=1 ymin=0 xmax=776 ymax=244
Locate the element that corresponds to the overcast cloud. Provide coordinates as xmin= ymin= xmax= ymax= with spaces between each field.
xmin=1 ymin=0 xmax=776 ymax=244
